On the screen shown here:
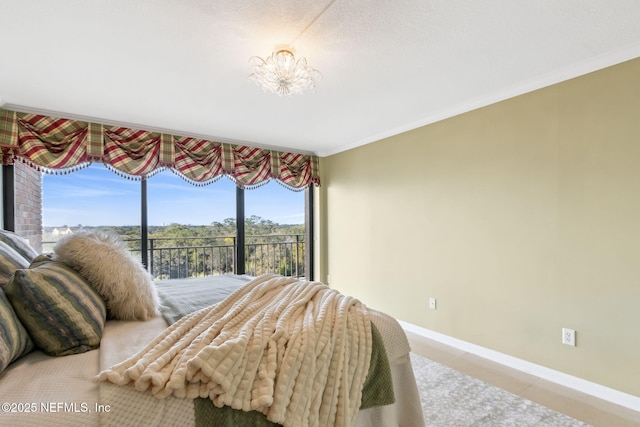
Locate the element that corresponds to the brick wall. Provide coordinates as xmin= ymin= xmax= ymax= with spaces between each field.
xmin=14 ymin=162 xmax=43 ymax=252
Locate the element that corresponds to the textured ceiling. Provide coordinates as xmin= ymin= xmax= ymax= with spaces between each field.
xmin=1 ymin=0 xmax=640 ymax=156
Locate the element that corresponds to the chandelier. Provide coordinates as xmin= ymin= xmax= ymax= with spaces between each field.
xmin=249 ymin=47 xmax=321 ymax=96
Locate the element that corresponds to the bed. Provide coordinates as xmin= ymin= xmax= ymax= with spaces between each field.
xmin=0 ymin=230 xmax=425 ymax=427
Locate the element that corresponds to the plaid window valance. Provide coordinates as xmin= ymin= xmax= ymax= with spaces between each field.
xmin=0 ymin=109 xmax=320 ymax=190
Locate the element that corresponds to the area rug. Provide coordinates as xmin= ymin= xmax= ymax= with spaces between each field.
xmin=410 ymin=353 xmax=591 ymax=426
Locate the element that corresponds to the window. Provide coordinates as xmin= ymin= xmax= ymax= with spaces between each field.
xmin=1 ymin=109 xmax=319 ymax=273
xmin=41 ymin=166 xmax=310 ymax=278
xmin=146 ymin=170 xmax=236 ymax=279
xmin=42 ymin=164 xmax=140 ymax=252
xmin=244 ymin=181 xmax=306 ymax=277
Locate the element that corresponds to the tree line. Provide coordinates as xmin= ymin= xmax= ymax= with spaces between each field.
xmin=97 ymin=215 xmax=306 ymax=279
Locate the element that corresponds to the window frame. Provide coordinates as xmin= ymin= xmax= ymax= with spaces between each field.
xmin=3 ymin=165 xmax=314 ymax=280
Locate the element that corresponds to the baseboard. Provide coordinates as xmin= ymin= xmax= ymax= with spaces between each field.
xmin=399 ymin=320 xmax=640 ymax=413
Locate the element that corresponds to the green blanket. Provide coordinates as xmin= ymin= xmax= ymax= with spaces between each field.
xmin=155 ymin=276 xmax=395 ymax=427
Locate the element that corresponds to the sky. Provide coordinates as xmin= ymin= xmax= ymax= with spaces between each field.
xmin=42 ymin=164 xmax=305 ymax=227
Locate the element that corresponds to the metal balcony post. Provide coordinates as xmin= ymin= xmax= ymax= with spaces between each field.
xmin=305 ymin=184 xmax=314 ymax=280
xmin=149 ymin=238 xmax=155 ymax=276
xmin=236 ymin=186 xmax=245 ymax=274
xmin=141 ymin=177 xmax=149 ymax=269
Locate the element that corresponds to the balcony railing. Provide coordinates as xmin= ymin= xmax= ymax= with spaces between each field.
xmin=132 ymin=234 xmax=305 ymax=280
xmin=42 ymin=234 xmax=306 ymax=280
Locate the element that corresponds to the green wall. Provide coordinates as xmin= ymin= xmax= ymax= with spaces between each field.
xmin=318 ymin=57 xmax=640 ymax=396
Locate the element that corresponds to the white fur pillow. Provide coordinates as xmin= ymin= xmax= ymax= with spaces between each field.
xmin=54 ymin=232 xmax=159 ymax=320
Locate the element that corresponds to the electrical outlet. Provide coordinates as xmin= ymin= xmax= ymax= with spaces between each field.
xmin=562 ymin=328 xmax=576 ymax=346
xmin=428 ymin=297 xmax=437 ymax=310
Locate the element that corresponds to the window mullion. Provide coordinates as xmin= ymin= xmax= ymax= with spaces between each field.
xmin=141 ymin=177 xmax=148 ymax=269
xmin=236 ymin=186 xmax=245 ymax=274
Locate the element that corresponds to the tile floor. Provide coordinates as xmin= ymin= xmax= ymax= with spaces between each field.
xmin=405 ymin=331 xmax=640 ymax=427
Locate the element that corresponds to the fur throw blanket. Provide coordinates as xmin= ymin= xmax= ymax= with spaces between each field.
xmin=96 ymin=274 xmax=373 ymax=427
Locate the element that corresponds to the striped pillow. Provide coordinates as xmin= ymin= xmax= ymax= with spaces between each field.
xmin=0 ymin=229 xmax=38 ymax=262
xmin=0 ymin=242 xmax=29 ymax=287
xmin=0 ymin=288 xmax=34 ymax=372
xmin=4 ymin=259 xmax=107 ymax=356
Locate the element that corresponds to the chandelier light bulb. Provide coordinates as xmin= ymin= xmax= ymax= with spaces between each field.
xmin=249 ymin=48 xmax=321 ymax=96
